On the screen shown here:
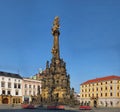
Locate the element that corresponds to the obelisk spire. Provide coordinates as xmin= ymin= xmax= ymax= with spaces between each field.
xmin=51 ymin=16 xmax=60 ymax=60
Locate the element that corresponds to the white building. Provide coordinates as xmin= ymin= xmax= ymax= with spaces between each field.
xmin=22 ymin=78 xmax=41 ymax=103
xmin=0 ymin=71 xmax=23 ymax=104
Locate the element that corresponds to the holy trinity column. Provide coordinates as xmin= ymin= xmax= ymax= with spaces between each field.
xmin=41 ymin=17 xmax=74 ymax=105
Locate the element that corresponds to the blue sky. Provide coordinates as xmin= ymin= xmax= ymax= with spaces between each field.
xmin=0 ymin=0 xmax=120 ymax=93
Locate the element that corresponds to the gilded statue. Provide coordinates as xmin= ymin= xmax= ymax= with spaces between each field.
xmin=52 ymin=16 xmax=60 ymax=35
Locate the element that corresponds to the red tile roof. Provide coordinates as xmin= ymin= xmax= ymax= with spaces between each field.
xmin=81 ymin=75 xmax=120 ymax=85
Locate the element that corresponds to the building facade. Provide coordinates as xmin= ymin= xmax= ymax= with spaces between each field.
xmin=80 ymin=75 xmax=120 ymax=107
xmin=0 ymin=71 xmax=23 ymax=104
xmin=22 ymin=78 xmax=41 ymax=104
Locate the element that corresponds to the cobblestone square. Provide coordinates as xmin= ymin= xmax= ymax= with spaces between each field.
xmin=0 ymin=108 xmax=120 ymax=112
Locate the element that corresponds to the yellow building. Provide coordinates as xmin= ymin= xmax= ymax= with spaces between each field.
xmin=80 ymin=75 xmax=120 ymax=107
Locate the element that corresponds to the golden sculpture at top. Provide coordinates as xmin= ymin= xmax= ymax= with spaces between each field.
xmin=52 ymin=16 xmax=60 ymax=35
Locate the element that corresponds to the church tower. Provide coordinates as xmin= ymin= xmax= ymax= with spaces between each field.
xmin=41 ymin=17 xmax=73 ymax=105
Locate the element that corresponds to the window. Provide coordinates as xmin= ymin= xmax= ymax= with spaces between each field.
xmin=101 ymin=93 xmax=103 ymax=97
xmin=117 ymin=92 xmax=119 ymax=97
xmin=15 ymin=91 xmax=19 ymax=95
xmin=1 ymin=82 xmax=5 ymax=87
xmin=110 ymin=81 xmax=112 ymax=83
xmin=33 ymin=91 xmax=35 ymax=96
xmin=96 ymin=88 xmax=98 ymax=91
xmin=25 ymin=84 xmax=27 ymax=88
xmin=89 ymin=94 xmax=90 ymax=97
xmin=110 ymin=93 xmax=112 ymax=96
xmin=96 ymin=93 xmax=98 ymax=97
xmin=18 ymin=84 xmax=21 ymax=89
xmin=105 ymin=82 xmax=107 ymax=84
xmin=13 ymin=99 xmax=15 ymax=103
xmin=14 ymin=83 xmax=17 ymax=88
xmin=117 ymin=86 xmax=119 ymax=90
xmin=29 ymin=85 xmax=31 ymax=88
xmin=110 ymin=86 xmax=112 ymax=90
xmin=101 ymin=82 xmax=103 ymax=85
xmin=25 ymin=91 xmax=27 ymax=95
xmin=8 ymin=82 xmax=11 ymax=88
xmin=2 ymin=77 xmax=4 ymax=80
xmin=105 ymin=93 xmax=107 ymax=97
xmin=33 ymin=85 xmax=35 ymax=88
xmin=37 ymin=85 xmax=40 ymax=94
xmin=29 ymin=91 xmax=31 ymax=95
xmin=105 ymin=87 xmax=107 ymax=90
xmin=8 ymin=91 xmax=11 ymax=95
xmin=2 ymin=90 xmax=5 ymax=95
xmin=110 ymin=101 xmax=113 ymax=106
xmin=8 ymin=78 xmax=11 ymax=81
xmin=101 ymin=87 xmax=103 ymax=91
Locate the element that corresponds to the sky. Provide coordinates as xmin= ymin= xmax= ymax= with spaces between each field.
xmin=0 ymin=0 xmax=120 ymax=93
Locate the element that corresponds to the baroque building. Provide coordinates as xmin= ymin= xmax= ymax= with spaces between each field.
xmin=22 ymin=78 xmax=41 ymax=104
xmin=80 ymin=75 xmax=120 ymax=107
xmin=0 ymin=71 xmax=23 ymax=104
xmin=40 ymin=17 xmax=74 ymax=105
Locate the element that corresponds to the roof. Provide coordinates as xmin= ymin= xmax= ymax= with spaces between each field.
xmin=0 ymin=71 xmax=22 ymax=79
xmin=81 ymin=75 xmax=120 ymax=85
xmin=23 ymin=78 xmax=41 ymax=82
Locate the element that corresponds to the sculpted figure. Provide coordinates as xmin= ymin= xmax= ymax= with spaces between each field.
xmin=52 ymin=16 xmax=60 ymax=34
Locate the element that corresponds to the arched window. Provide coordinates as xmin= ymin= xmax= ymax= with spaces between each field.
xmin=18 ymin=98 xmax=20 ymax=103
xmin=13 ymin=99 xmax=15 ymax=103
xmin=110 ymin=101 xmax=113 ymax=106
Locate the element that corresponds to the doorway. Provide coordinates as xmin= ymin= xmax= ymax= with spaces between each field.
xmin=94 ymin=100 xmax=97 ymax=107
xmin=2 ymin=98 xmax=8 ymax=104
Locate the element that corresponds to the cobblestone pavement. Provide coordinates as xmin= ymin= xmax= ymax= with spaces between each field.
xmin=92 ymin=108 xmax=120 ymax=112
xmin=0 ymin=108 xmax=120 ymax=112
xmin=79 ymin=108 xmax=120 ymax=112
xmin=0 ymin=109 xmax=76 ymax=112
